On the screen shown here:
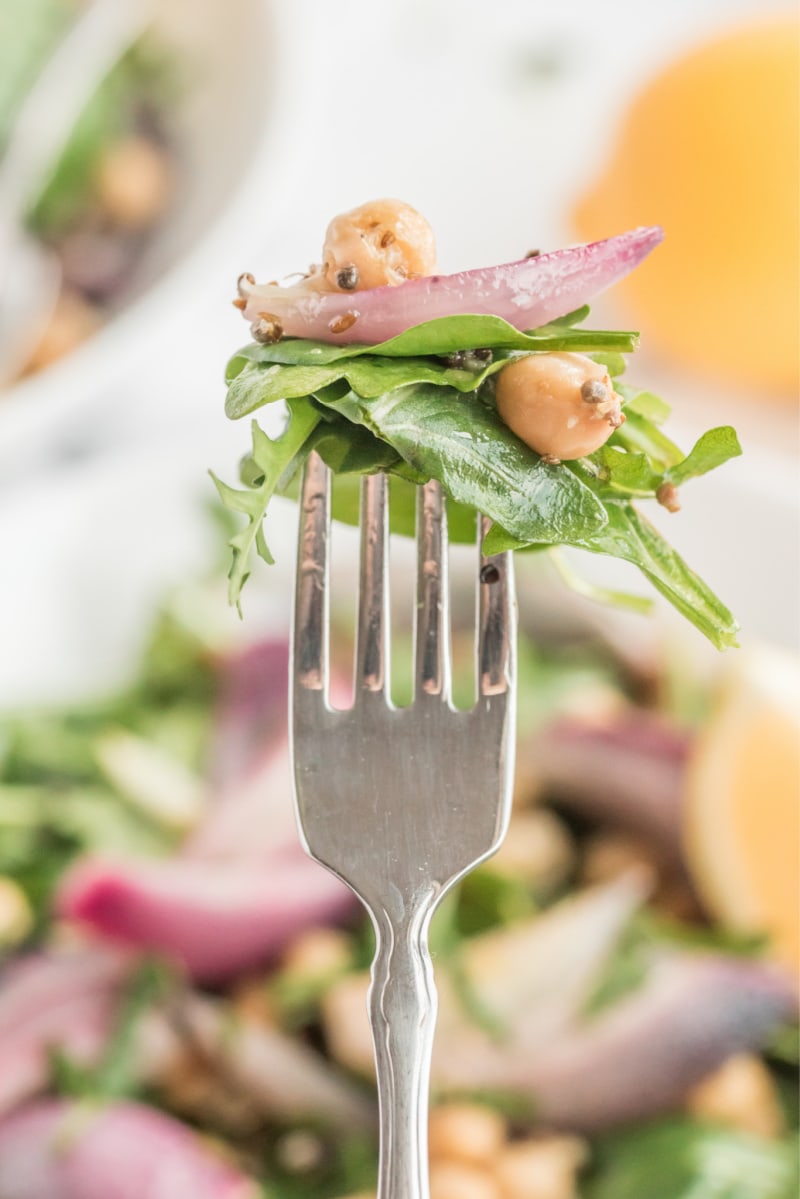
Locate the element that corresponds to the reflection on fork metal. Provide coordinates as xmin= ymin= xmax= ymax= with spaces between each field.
xmin=291 ymin=451 xmax=517 ymax=1199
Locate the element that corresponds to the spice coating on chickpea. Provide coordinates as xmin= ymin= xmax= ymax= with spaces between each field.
xmin=321 ymin=198 xmax=437 ymax=291
xmin=495 ymin=352 xmax=623 ymax=461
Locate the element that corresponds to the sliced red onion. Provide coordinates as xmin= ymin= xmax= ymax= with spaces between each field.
xmin=182 ymin=730 xmax=298 ymax=861
xmin=207 ymin=639 xmax=290 ymax=789
xmin=186 ymin=666 xmax=351 ymax=862
xmin=57 ymin=851 xmax=356 ymax=984
xmin=0 ymin=947 xmax=131 ymax=1117
xmin=0 ymin=1100 xmax=258 ymax=1199
xmin=509 ymin=953 xmax=798 ymax=1131
xmin=324 ymin=875 xmax=649 ymax=1079
xmin=164 ymin=992 xmax=376 ymax=1132
xmin=0 ymin=945 xmax=130 ymax=1037
xmin=531 ymin=711 xmax=691 ymax=863
xmin=240 ymin=227 xmax=663 ymax=345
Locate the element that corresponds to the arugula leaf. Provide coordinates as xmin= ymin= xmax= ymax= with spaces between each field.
xmin=585 ymin=1119 xmax=799 ymax=1199
xmin=575 ymin=500 xmax=740 ymax=650
xmin=623 ymin=388 xmax=672 ymax=423
xmin=210 ymin=399 xmax=320 ymax=610
xmin=667 ymin=426 xmax=743 ymax=486
xmin=317 ymin=382 xmax=609 ymax=546
xmin=593 ymin=445 xmax=663 ymax=495
xmin=612 ymin=407 xmax=684 ymax=469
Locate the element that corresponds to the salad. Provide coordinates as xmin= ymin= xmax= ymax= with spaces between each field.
xmin=215 ymin=199 xmax=741 ymax=649
xmin=1 ymin=0 xmax=175 ymax=380
xmin=0 ymin=572 xmax=796 ymax=1197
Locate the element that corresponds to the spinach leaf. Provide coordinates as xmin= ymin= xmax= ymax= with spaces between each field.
xmin=317 ymin=382 xmax=608 ymax=546
xmin=225 ymin=353 xmax=506 ymax=420
xmin=585 ymin=1119 xmax=799 ymax=1199
xmin=575 ymin=501 xmax=739 ymax=650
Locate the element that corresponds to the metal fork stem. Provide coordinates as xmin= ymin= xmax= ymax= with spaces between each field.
xmin=370 ymin=897 xmax=438 ymax=1199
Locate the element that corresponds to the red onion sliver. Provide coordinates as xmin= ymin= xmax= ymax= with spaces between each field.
xmin=0 ymin=1100 xmax=258 ymax=1199
xmin=57 ymin=852 xmax=356 ymax=984
xmin=241 ymin=227 xmax=663 ymax=345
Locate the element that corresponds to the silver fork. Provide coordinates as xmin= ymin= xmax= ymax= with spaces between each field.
xmin=291 ymin=450 xmax=517 ymax=1198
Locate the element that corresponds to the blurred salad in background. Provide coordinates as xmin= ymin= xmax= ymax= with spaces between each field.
xmin=1 ymin=0 xmax=177 ymax=381
xmin=0 ymin=542 xmax=796 ymax=1198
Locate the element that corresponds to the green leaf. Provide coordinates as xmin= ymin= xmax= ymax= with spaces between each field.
xmin=324 ymin=382 xmax=608 ymax=546
xmin=574 ymin=501 xmax=739 ymax=650
xmin=667 ymin=426 xmax=742 ymax=486
xmin=224 ymin=353 xmax=506 ymax=420
xmin=226 ymin=313 xmax=638 ymax=370
xmin=622 ymin=388 xmax=672 ymax=424
xmin=613 ymin=407 xmax=684 ymax=469
xmin=548 ymin=547 xmax=655 ymax=614
xmin=593 ymin=444 xmax=663 ymax=495
xmin=585 ymin=1120 xmax=800 ymax=1199
xmin=210 ymin=399 xmax=321 ymax=610
xmin=589 ymin=351 xmax=628 ymax=378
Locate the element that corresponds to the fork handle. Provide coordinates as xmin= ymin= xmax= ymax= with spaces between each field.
xmin=368 ymin=902 xmax=437 ymax=1199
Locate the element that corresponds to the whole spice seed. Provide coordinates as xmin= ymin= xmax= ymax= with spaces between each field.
xmin=657 ymin=481 xmax=682 ymax=512
xmin=328 ymin=311 xmax=359 ymax=335
xmin=251 ymin=312 xmax=283 ymax=344
xmin=335 ymin=264 xmax=359 ymax=291
xmin=581 ymin=379 xmax=609 ymax=404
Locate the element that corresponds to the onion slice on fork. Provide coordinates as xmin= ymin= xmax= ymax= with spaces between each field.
xmin=240 ymin=226 xmax=664 ymax=345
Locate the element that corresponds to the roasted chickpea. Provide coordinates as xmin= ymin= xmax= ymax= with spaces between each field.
xmin=687 ymin=1053 xmax=785 ymax=1139
xmin=495 ymin=352 xmax=623 ymax=461
xmin=428 ymin=1102 xmax=508 ymax=1167
xmin=321 ymin=198 xmax=437 ymax=291
xmin=94 ymin=135 xmax=171 ymax=229
xmin=429 ymin=1160 xmax=501 ymax=1199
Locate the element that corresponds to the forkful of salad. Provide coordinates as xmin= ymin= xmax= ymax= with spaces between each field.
xmin=216 ymin=197 xmax=741 ymax=1192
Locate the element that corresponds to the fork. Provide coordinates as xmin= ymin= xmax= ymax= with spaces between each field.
xmin=291 ymin=450 xmax=517 ymax=1198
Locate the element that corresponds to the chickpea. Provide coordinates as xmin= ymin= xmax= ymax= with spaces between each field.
xmin=581 ymin=832 xmax=660 ymax=888
xmin=495 ymin=353 xmax=623 ymax=461
xmin=280 ymin=926 xmax=354 ymax=982
xmin=495 ymin=1136 xmax=588 ymax=1199
xmin=687 ymin=1053 xmax=785 ymax=1139
xmin=490 ymin=809 xmax=576 ymax=895
xmin=94 ymin=135 xmax=171 ymax=229
xmin=0 ymin=877 xmax=33 ymax=947
xmin=428 ymin=1102 xmax=508 ymax=1167
xmin=321 ymin=198 xmax=437 ymax=291
xmin=429 ymin=1160 xmax=501 ymax=1199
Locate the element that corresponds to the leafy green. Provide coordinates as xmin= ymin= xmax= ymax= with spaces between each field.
xmin=211 ymin=400 xmax=320 ymax=610
xmin=217 ymin=306 xmax=741 ymax=646
xmin=576 ymin=501 xmax=739 ymax=650
xmin=585 ymin=1119 xmax=799 ymax=1199
xmin=226 ymin=312 xmax=638 ymax=375
xmin=317 ymin=382 xmax=608 ymax=546
xmin=667 ymin=426 xmax=743 ymax=486
xmin=225 ymin=353 xmax=505 ymax=420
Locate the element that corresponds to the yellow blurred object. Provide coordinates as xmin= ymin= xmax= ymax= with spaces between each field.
xmin=573 ymin=15 xmax=800 ymax=397
xmin=682 ymin=645 xmax=800 ymax=970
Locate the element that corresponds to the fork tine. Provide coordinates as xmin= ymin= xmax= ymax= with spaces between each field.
xmin=477 ymin=517 xmax=515 ymax=696
xmin=293 ymin=450 xmax=330 ymax=694
xmin=414 ymin=479 xmax=451 ymax=700
xmin=355 ymin=473 xmax=390 ymax=694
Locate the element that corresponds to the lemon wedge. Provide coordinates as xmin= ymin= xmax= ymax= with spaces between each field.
xmin=683 ymin=645 xmax=800 ymax=971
